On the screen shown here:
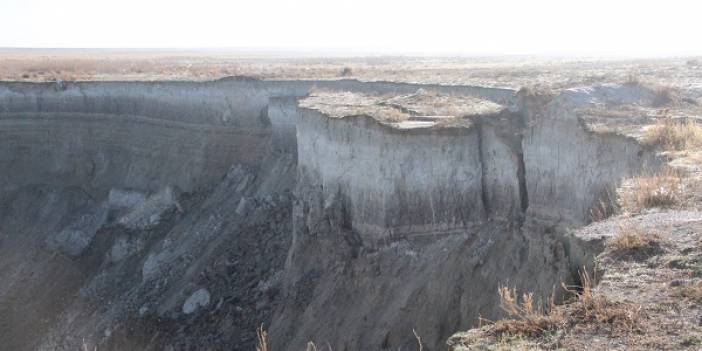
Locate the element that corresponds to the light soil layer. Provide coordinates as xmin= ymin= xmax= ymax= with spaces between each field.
xmin=0 ymin=79 xmax=662 ymax=351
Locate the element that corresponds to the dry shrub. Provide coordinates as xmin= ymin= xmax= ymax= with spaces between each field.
xmin=256 ymin=326 xmax=331 ymax=351
xmin=434 ymin=117 xmax=459 ymax=128
xmin=642 ymin=117 xmax=702 ymax=151
xmin=413 ymin=329 xmax=423 ymax=351
xmin=491 ymin=271 xmax=641 ymax=339
xmin=340 ymin=67 xmax=353 ymax=77
xmin=652 ymin=87 xmax=679 ymax=107
xmin=623 ymin=72 xmax=642 ymax=86
xmin=671 ymin=281 xmax=702 ymax=302
xmin=81 ymin=339 xmax=97 ymax=351
xmin=618 ymin=170 xmax=683 ymax=213
xmin=492 ymin=286 xmax=562 ymax=337
xmin=256 ymin=325 xmax=268 ymax=351
xmin=589 ymin=188 xmax=618 ymax=222
xmin=379 ymin=108 xmax=409 ymax=122
xmin=561 ymin=271 xmax=642 ymax=333
xmin=606 ymin=224 xmax=664 ymax=260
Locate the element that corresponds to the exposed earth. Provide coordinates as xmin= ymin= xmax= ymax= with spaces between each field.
xmin=0 ymin=51 xmax=701 ymax=351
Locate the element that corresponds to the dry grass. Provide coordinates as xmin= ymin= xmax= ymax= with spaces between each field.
xmin=433 ymin=117 xmax=460 ymax=127
xmin=671 ymin=281 xmax=702 ymax=302
xmin=256 ymin=325 xmax=424 ymax=351
xmin=651 ymin=87 xmax=679 ymax=107
xmin=340 ymin=67 xmax=353 ymax=77
xmin=413 ymin=329 xmax=423 ymax=351
xmin=256 ymin=325 xmax=268 ymax=351
xmin=622 ymin=75 xmax=679 ymax=106
xmin=606 ymin=225 xmax=663 ymax=259
xmin=492 ymin=286 xmax=562 ymax=337
xmin=588 ymin=188 xmax=618 ymax=222
xmin=81 ymin=339 xmax=97 ymax=351
xmin=607 ymin=225 xmax=660 ymax=250
xmin=642 ymin=117 xmax=702 ymax=151
xmin=490 ymin=271 xmax=642 ymax=339
xmin=618 ymin=169 xmax=683 ymax=213
xmin=560 ymin=271 xmax=642 ymax=333
xmin=378 ymin=107 xmax=410 ymax=122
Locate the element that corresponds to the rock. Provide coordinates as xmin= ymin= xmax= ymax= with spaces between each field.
xmin=46 ymin=204 xmax=108 ymax=257
xmin=142 ymin=253 xmax=165 ymax=281
xmin=118 ymin=187 xmax=179 ymax=230
xmin=108 ymin=189 xmax=147 ymax=210
xmin=670 ymin=279 xmax=686 ymax=287
xmin=183 ymin=288 xmax=211 ymax=315
xmin=235 ymin=197 xmax=249 ymax=216
xmin=109 ymin=235 xmax=140 ymax=263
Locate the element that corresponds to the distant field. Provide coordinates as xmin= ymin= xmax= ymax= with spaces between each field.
xmin=1 ymin=49 xmax=701 ymax=89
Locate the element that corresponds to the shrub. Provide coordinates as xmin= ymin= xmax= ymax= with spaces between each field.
xmin=379 ymin=107 xmax=409 ymax=122
xmin=492 ymin=286 xmax=562 ymax=337
xmin=606 ymin=224 xmax=664 ymax=259
xmin=671 ymin=281 xmax=702 ymax=302
xmin=642 ymin=117 xmax=702 ymax=151
xmin=624 ymin=73 xmax=642 ymax=86
xmin=618 ymin=170 xmax=683 ymax=213
xmin=588 ymin=188 xmax=618 ymax=222
xmin=340 ymin=67 xmax=353 ymax=77
xmin=560 ymin=271 xmax=642 ymax=333
xmin=652 ymin=86 xmax=679 ymax=107
xmin=256 ymin=325 xmax=268 ymax=351
xmin=490 ymin=270 xmax=641 ymax=339
xmin=81 ymin=339 xmax=97 ymax=351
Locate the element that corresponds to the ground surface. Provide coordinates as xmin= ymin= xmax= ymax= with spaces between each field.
xmin=448 ymin=209 xmax=702 ymax=350
xmin=2 ymin=49 xmax=702 ymax=90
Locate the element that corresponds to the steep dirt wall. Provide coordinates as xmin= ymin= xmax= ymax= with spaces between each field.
xmin=521 ymin=90 xmax=660 ymax=230
xmin=0 ymin=78 xmax=517 ymax=351
xmin=0 ymin=79 xmax=660 ymax=351
xmin=0 ymin=79 xmax=283 ymax=195
xmin=0 ymin=79 xmax=515 ymax=196
xmin=296 ymin=109 xmax=486 ymax=244
xmin=269 ymin=89 xmax=661 ymax=351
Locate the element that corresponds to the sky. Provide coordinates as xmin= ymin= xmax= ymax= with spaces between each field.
xmin=1 ymin=0 xmax=701 ymax=56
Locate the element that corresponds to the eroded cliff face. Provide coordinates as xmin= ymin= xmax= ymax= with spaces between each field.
xmin=520 ymin=89 xmax=660 ymax=231
xmin=0 ymin=79 xmax=279 ymax=195
xmin=0 ymin=79 xmax=659 ymax=351
xmin=269 ymin=87 xmax=660 ymax=351
xmin=0 ymin=79 xmax=298 ymax=351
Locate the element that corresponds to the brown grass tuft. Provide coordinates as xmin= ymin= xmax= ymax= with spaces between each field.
xmin=81 ymin=339 xmax=97 ymax=351
xmin=492 ymin=286 xmax=562 ymax=337
xmin=340 ymin=67 xmax=353 ymax=77
xmin=671 ymin=281 xmax=702 ymax=302
xmin=379 ymin=108 xmax=410 ymax=122
xmin=618 ymin=169 xmax=683 ymax=213
xmin=490 ymin=271 xmax=642 ymax=339
xmin=256 ymin=325 xmax=268 ymax=351
xmin=624 ymin=73 xmax=643 ymax=86
xmin=652 ymin=87 xmax=678 ymax=107
xmin=642 ymin=117 xmax=702 ymax=151
xmin=589 ymin=188 xmax=618 ymax=222
xmin=561 ymin=271 xmax=642 ymax=333
xmin=606 ymin=224 xmax=664 ymax=259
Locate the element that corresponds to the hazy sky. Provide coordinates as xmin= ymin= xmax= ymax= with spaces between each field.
xmin=2 ymin=0 xmax=701 ymax=56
